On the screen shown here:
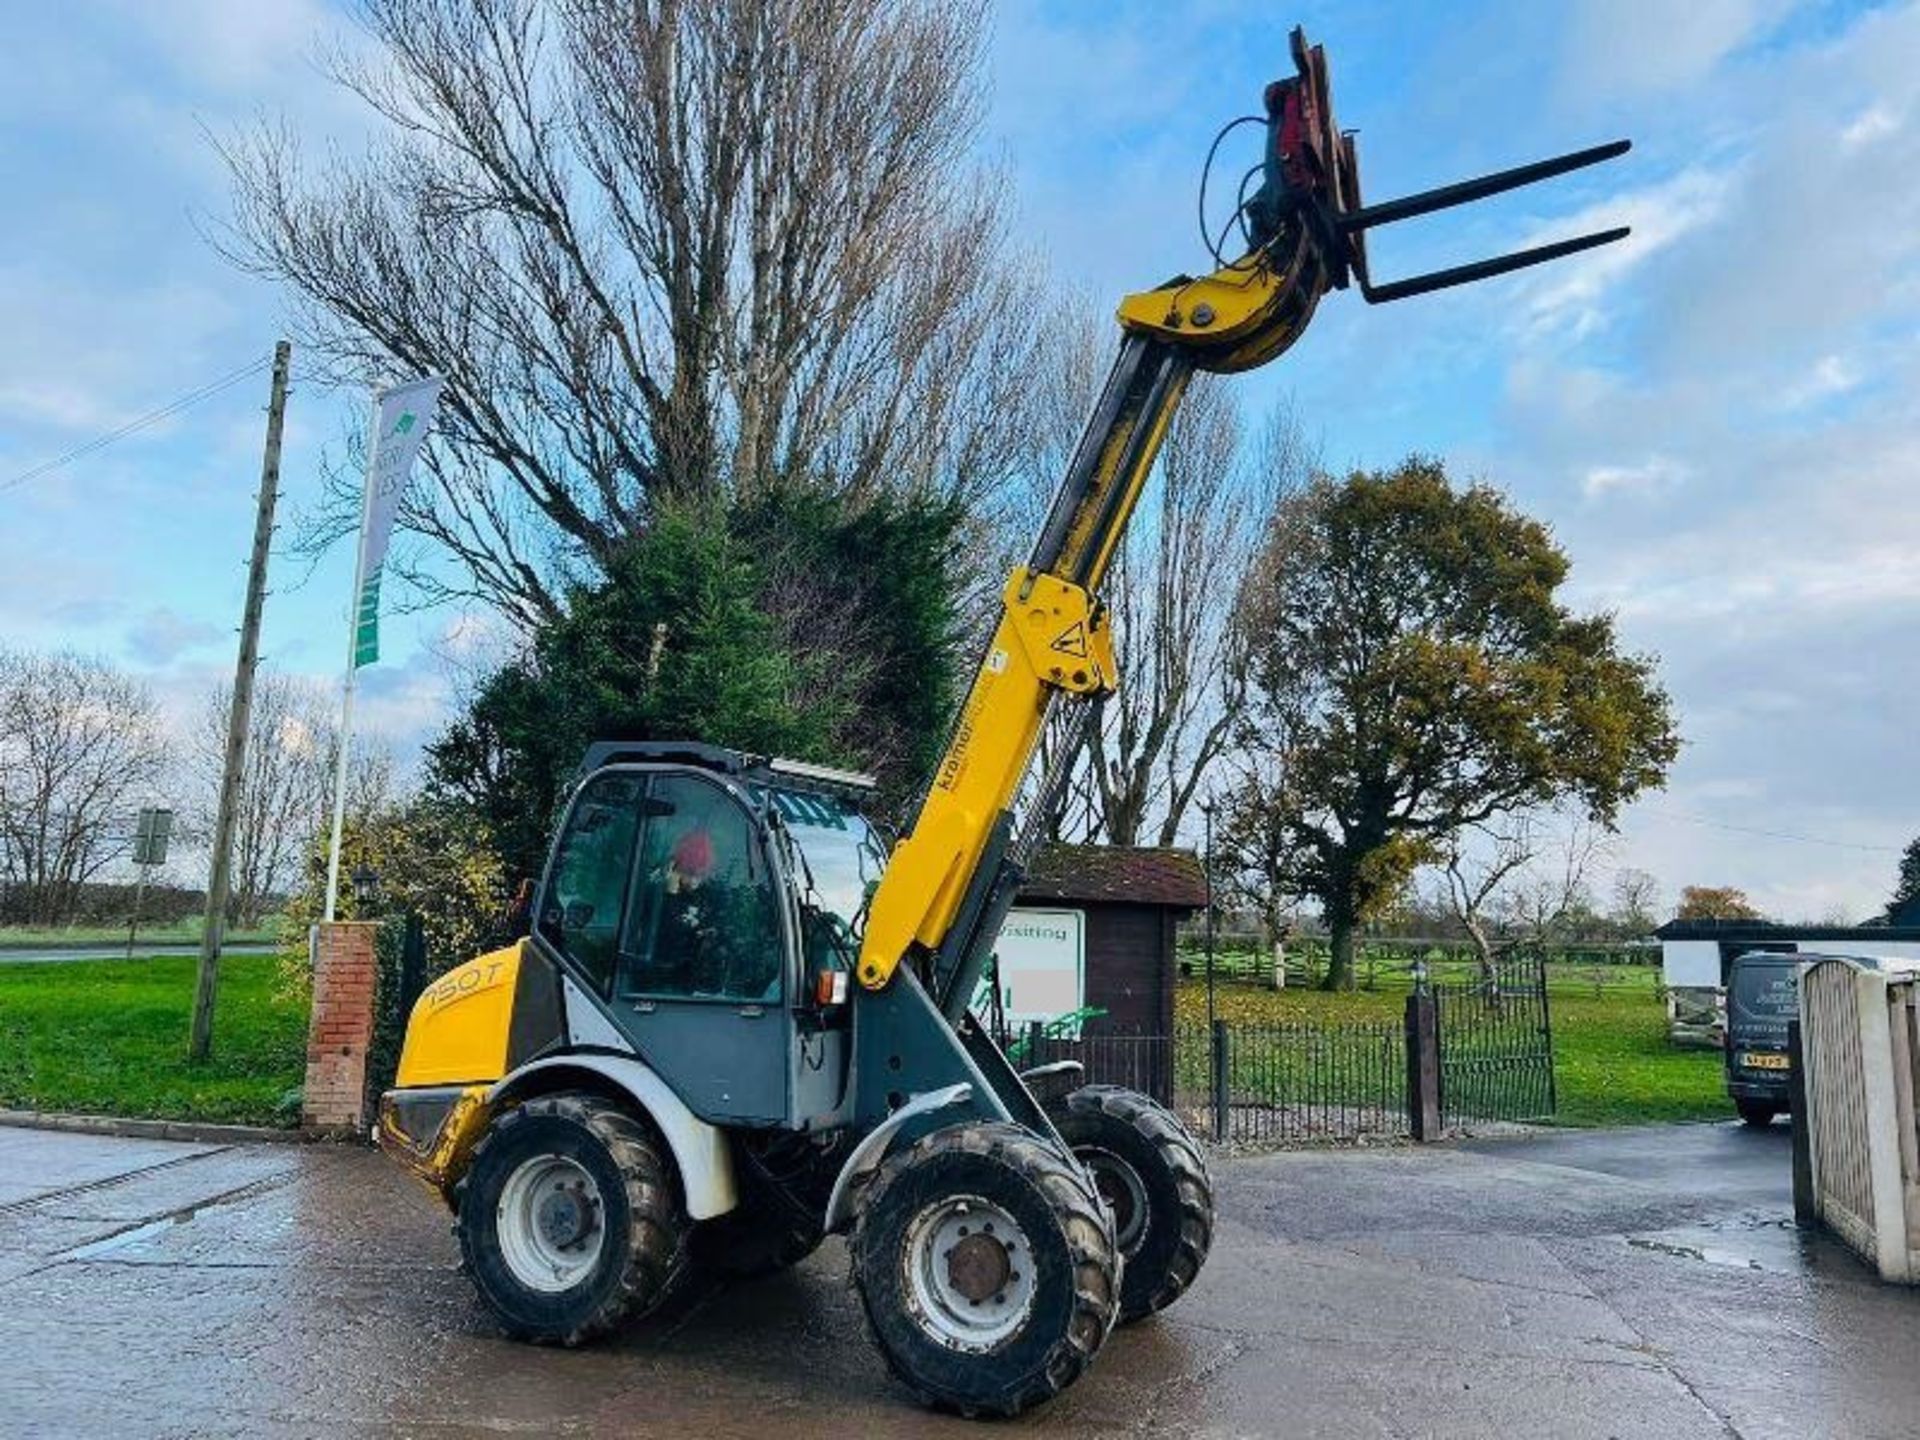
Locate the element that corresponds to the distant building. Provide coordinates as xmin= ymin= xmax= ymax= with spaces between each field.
xmin=1656 ymin=918 xmax=1920 ymax=1045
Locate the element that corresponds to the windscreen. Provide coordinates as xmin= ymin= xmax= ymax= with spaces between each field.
xmin=761 ymin=786 xmax=887 ymax=958
xmin=1729 ymin=957 xmax=1797 ymax=1047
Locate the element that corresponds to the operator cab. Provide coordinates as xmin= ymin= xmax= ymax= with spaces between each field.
xmin=534 ymin=740 xmax=883 ymax=1132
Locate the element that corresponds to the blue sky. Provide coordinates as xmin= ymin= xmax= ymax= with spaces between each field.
xmin=2 ymin=1 xmax=1916 ymax=919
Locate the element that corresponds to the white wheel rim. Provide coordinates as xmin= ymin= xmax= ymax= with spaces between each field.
xmin=1080 ymin=1147 xmax=1150 ymax=1254
xmin=496 ymin=1153 xmax=606 ymax=1294
xmin=903 ymin=1194 xmax=1038 ymax=1353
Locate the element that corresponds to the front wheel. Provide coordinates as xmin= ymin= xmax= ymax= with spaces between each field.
xmin=1051 ymin=1085 xmax=1214 ymax=1321
xmin=456 ymin=1093 xmax=687 ymax=1345
xmin=850 ymin=1122 xmax=1120 ymax=1418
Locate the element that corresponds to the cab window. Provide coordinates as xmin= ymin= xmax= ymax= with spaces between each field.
xmin=619 ymin=775 xmax=783 ymax=1003
xmin=537 ymin=773 xmax=642 ymax=994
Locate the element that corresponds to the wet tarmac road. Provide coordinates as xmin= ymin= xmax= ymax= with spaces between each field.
xmin=2 ymin=1121 xmax=1915 ymax=1438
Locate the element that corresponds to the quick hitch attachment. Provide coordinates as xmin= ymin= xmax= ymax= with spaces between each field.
xmin=1121 ymin=27 xmax=1634 ymax=372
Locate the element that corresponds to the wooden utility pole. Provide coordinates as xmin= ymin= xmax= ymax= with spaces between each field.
xmin=191 ymin=340 xmax=291 ymax=1061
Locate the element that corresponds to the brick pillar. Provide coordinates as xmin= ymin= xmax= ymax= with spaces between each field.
xmin=302 ymin=922 xmax=378 ymax=1134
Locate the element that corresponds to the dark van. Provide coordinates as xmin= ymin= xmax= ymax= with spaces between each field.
xmin=1725 ymin=950 xmax=1797 ymax=1126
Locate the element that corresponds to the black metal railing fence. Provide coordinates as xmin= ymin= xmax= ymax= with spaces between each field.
xmin=1006 ymin=1015 xmax=1411 ymax=1147
xmin=993 ymin=956 xmax=1555 ymax=1147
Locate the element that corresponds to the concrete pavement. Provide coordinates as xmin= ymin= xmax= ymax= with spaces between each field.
xmin=0 ymin=1120 xmax=1914 ymax=1437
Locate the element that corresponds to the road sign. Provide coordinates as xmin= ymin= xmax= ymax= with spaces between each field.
xmin=133 ymin=808 xmax=174 ymax=867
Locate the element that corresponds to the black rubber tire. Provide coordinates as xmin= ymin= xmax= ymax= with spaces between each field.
xmin=455 ymin=1093 xmax=687 ymax=1345
xmin=690 ymin=1187 xmax=823 ymax=1280
xmin=850 ymin=1121 xmax=1120 ymax=1418
xmin=1736 ymin=1099 xmax=1779 ymax=1128
xmin=1051 ymin=1085 xmax=1214 ymax=1322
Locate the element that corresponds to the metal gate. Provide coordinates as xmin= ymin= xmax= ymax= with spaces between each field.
xmin=1432 ymin=958 xmax=1556 ymax=1127
xmin=1009 ymin=1017 xmax=1411 ymax=1147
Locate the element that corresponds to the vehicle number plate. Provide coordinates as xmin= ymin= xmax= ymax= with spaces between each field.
xmin=1741 ymin=1052 xmax=1789 ymax=1071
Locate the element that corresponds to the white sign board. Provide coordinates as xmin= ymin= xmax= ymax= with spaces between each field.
xmin=985 ymin=908 xmax=1085 ymax=1025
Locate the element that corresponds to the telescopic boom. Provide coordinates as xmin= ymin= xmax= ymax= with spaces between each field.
xmin=855 ymin=27 xmax=1631 ymax=1020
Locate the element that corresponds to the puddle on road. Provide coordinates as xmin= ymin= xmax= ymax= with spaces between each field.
xmin=1625 ymin=1214 xmax=1811 ymax=1275
xmin=61 ymin=1215 xmax=180 ymax=1261
xmin=52 ymin=1174 xmax=288 ymax=1263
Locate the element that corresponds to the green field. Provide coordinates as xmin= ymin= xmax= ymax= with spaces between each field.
xmin=0 ymin=953 xmax=306 ymax=1126
xmin=1176 ymin=962 xmax=1730 ymax=1127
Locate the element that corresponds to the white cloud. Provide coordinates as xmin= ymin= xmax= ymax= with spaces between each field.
xmin=1465 ymin=3 xmax=1920 ymax=920
xmin=1581 ymin=454 xmax=1689 ymax=499
xmin=1513 ymin=167 xmax=1732 ymax=340
xmin=1841 ymin=103 xmax=1902 ymax=150
xmin=126 ymin=608 xmax=226 ymax=664
xmin=1559 ymin=0 xmax=1793 ymax=100
xmin=1781 ymin=353 xmax=1863 ymax=410
xmin=275 ymin=711 xmax=323 ymax=760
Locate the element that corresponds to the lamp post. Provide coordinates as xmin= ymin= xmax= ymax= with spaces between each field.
xmin=1203 ymin=801 xmax=1217 ymax=1033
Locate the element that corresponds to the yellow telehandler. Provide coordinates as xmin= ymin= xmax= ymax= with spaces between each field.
xmin=376 ymin=28 xmax=1629 ymax=1416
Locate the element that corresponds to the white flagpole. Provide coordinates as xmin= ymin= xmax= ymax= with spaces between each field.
xmin=321 ymin=661 xmax=361 ymax=921
xmin=323 ymin=395 xmax=380 ymax=922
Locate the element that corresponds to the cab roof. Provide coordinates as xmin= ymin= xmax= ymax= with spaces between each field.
xmin=577 ymin=739 xmax=877 ymax=801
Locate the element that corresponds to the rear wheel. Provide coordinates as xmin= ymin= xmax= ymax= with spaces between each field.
xmin=456 ymin=1093 xmax=687 ymax=1345
xmin=851 ymin=1121 xmax=1120 ymax=1418
xmin=1736 ymin=1098 xmax=1779 ymax=1127
xmin=1051 ymin=1085 xmax=1213 ymax=1321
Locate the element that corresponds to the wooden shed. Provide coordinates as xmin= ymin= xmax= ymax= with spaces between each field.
xmin=1003 ymin=843 xmax=1209 ymax=1037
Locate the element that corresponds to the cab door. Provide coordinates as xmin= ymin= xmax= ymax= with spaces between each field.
xmin=612 ymin=771 xmax=792 ymax=1126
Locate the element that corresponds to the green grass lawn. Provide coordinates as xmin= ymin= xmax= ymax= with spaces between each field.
xmin=1176 ymin=967 xmax=1730 ymax=1128
xmin=0 ymin=953 xmax=307 ymax=1126
xmin=1549 ymin=990 xmax=1730 ymax=1126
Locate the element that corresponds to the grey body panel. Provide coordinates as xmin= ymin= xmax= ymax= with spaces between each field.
xmin=560 ymin=974 xmax=634 ymax=1054
xmin=619 ymin=993 xmax=790 ymax=1126
xmin=538 ymin=763 xmax=796 ymax=1128
xmin=849 ymin=966 xmax=1064 ymax=1149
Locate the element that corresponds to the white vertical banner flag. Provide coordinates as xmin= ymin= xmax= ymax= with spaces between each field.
xmin=323 ymin=373 xmax=444 ymax=921
xmin=352 ymin=375 xmax=445 ymax=668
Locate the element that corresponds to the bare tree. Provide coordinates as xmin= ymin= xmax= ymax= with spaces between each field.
xmin=1608 ymin=866 xmax=1661 ymax=937
xmin=1438 ymin=812 xmax=1608 ymax=991
xmin=1498 ymin=817 xmax=1609 ymax=949
xmin=216 ymin=0 xmax=1041 ymax=624
xmin=0 ymin=650 xmax=170 ymax=926
xmin=1441 ymin=819 xmax=1538 ymax=982
xmin=1213 ymin=754 xmax=1303 ymax=989
xmin=1088 ymin=397 xmax=1307 ymax=846
xmin=189 ymin=671 xmax=340 ymax=929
